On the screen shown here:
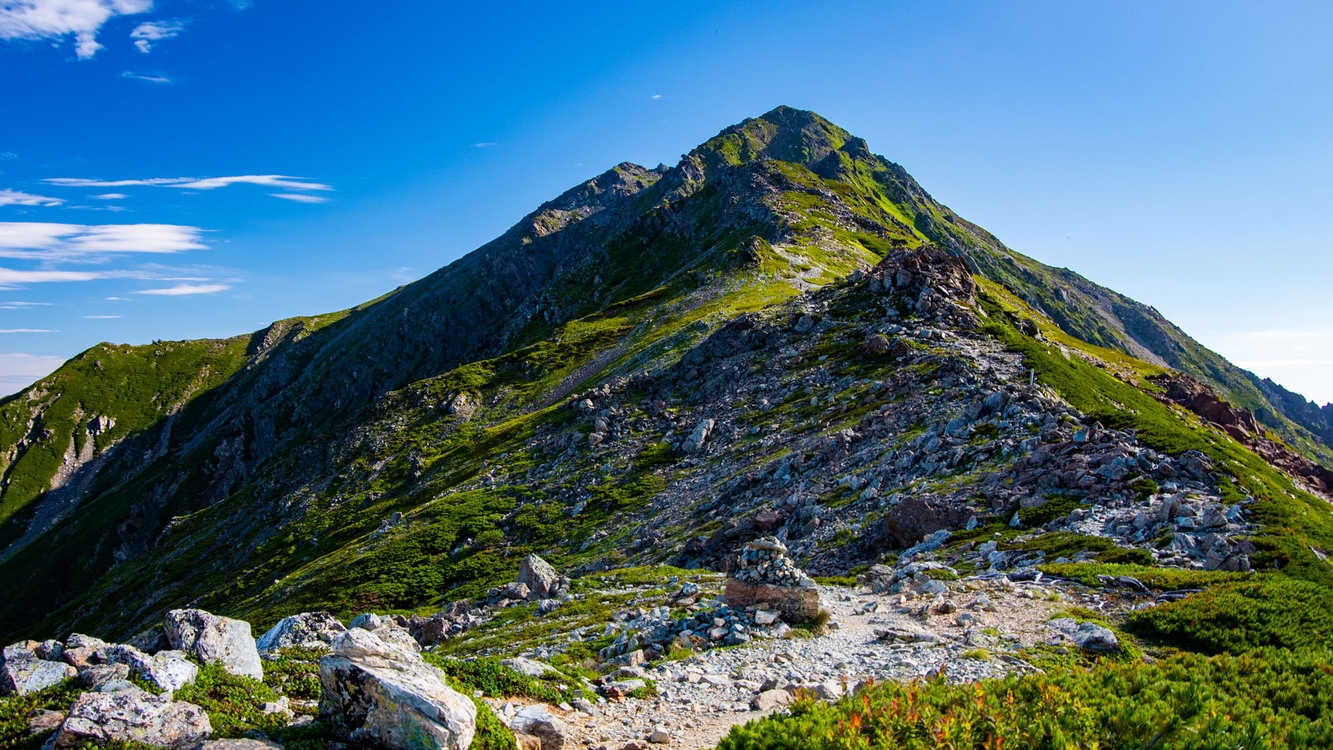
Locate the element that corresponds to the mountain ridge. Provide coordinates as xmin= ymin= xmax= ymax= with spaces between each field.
xmin=0 ymin=106 xmax=1330 ymax=643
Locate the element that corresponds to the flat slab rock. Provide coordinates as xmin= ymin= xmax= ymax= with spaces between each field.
xmin=723 ymin=579 xmax=820 ymax=621
xmin=49 ymin=686 xmax=212 ymax=749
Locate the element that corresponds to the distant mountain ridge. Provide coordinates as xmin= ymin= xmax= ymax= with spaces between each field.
xmin=0 ymin=106 xmax=1329 ymax=642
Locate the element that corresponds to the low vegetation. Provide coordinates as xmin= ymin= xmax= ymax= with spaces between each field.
xmin=719 ymin=649 xmax=1333 ymax=749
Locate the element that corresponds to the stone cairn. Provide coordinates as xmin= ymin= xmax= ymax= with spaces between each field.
xmin=723 ymin=537 xmax=820 ymax=622
xmin=730 ymin=537 xmax=809 ymax=587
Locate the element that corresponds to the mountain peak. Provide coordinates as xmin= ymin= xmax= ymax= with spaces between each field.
xmin=695 ymin=105 xmax=854 ymax=169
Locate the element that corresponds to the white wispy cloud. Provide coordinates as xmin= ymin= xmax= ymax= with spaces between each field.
xmin=84 ymin=314 xmax=120 ymax=318
xmin=0 ymin=0 xmax=153 ymax=59
xmin=0 ymin=222 xmax=206 ymax=261
xmin=269 ymin=193 xmax=329 ymax=204
xmin=0 ymin=328 xmax=53 ymax=333
xmin=46 ymin=174 xmax=333 ymax=196
xmin=0 ymin=269 xmax=112 ymax=287
xmin=0 ymin=301 xmax=51 ymax=309
xmin=137 ymin=282 xmax=228 ymax=295
xmin=473 ymin=142 xmax=497 ymax=148
xmin=0 ymin=189 xmax=63 ymax=207
xmin=120 ymin=71 xmax=172 ymax=84
xmin=92 ymin=193 xmax=126 ymax=200
xmin=0 ymin=152 xmax=17 ymax=161
xmin=129 ymin=17 xmax=181 ymax=52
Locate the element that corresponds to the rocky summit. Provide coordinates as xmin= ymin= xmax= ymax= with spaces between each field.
xmin=2 ymin=107 xmax=1333 ymax=749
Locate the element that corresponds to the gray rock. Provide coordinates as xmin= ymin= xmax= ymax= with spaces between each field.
xmin=1072 ymin=623 xmax=1119 ymax=651
xmin=510 ymin=705 xmax=568 ymax=750
xmin=164 ymin=609 xmax=263 ymax=680
xmin=648 ymin=727 xmax=672 ymax=744
xmin=77 ymin=664 xmax=132 ymax=691
xmin=502 ymin=657 xmax=558 ymax=678
xmin=48 ymin=686 xmax=212 ymax=749
xmin=35 ymin=640 xmax=64 ymax=662
xmin=683 ymin=419 xmax=715 ymax=454
xmin=102 ymin=645 xmax=199 ymax=694
xmin=518 ymin=555 xmax=567 ymax=600
xmin=1 ymin=643 xmax=77 ymax=696
xmin=752 ymin=689 xmax=791 ymax=711
xmin=350 ymin=613 xmax=383 ymax=631
xmin=319 ymin=628 xmax=476 ymax=750
xmin=256 ymin=612 xmax=347 ymax=653
xmin=367 ymin=625 xmax=422 ymax=654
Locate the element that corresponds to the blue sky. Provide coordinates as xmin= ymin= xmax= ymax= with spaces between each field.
xmin=1 ymin=0 xmax=1330 ymax=404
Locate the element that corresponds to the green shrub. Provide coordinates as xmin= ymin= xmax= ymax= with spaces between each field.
xmin=1012 ymin=532 xmax=1152 ymax=566
xmin=173 ymin=664 xmax=285 ymax=737
xmin=718 ymin=649 xmax=1333 ymax=749
xmin=1039 ymin=562 xmax=1240 ymax=590
xmin=262 ymin=647 xmax=324 ymax=701
xmin=1127 ymin=576 xmax=1333 ymax=654
xmin=0 ymin=679 xmax=83 ymax=750
xmin=1016 ymin=494 xmax=1081 ymax=527
xmin=470 ymin=698 xmax=516 ymax=750
xmin=423 ymin=655 xmax=569 ymax=703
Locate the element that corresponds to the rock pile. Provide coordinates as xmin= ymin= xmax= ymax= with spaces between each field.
xmin=723 ymin=538 xmax=820 ymax=622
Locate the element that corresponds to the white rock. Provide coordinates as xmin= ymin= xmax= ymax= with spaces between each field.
xmin=256 ymin=612 xmax=347 ymax=653
xmin=48 ymin=686 xmax=211 ymax=749
xmin=164 ymin=609 xmax=263 ymax=680
xmin=319 ymin=628 xmax=476 ymax=750
xmin=510 ymin=704 xmax=568 ymax=750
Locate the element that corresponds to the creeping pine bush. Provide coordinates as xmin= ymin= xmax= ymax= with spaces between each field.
xmin=0 ymin=679 xmax=84 ymax=750
xmin=423 ymin=655 xmax=569 ymax=703
xmin=1126 ymin=576 xmax=1333 ymax=654
xmin=717 ymin=649 xmax=1333 ymax=749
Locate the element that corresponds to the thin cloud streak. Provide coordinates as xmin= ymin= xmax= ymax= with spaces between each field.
xmin=269 ymin=193 xmax=329 ymax=203
xmin=121 ymin=71 xmax=173 ymax=84
xmin=0 ymin=189 xmax=63 ymax=207
xmin=46 ymin=175 xmax=334 ymax=192
xmin=136 ymin=283 xmax=229 ymax=295
xmin=0 ymin=328 xmax=54 ymax=333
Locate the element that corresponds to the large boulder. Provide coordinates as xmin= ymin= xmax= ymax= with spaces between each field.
xmin=48 ymin=686 xmax=212 ymax=749
xmin=723 ymin=579 xmax=820 ymax=622
xmin=0 ymin=642 xmax=77 ymax=696
xmin=872 ymin=497 xmax=970 ymax=549
xmin=319 ymin=628 xmax=476 ymax=750
xmin=517 ymin=555 xmax=569 ymax=600
xmin=164 ymin=609 xmax=263 ymax=680
xmin=256 ymin=612 xmax=347 ymax=653
xmin=509 ymin=704 xmax=567 ymax=750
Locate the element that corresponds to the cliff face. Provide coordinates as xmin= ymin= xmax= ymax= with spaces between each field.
xmin=1 ymin=106 xmax=1329 ymax=642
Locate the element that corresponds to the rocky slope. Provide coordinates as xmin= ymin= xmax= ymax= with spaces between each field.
xmin=0 ymin=106 xmax=1330 ymax=652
